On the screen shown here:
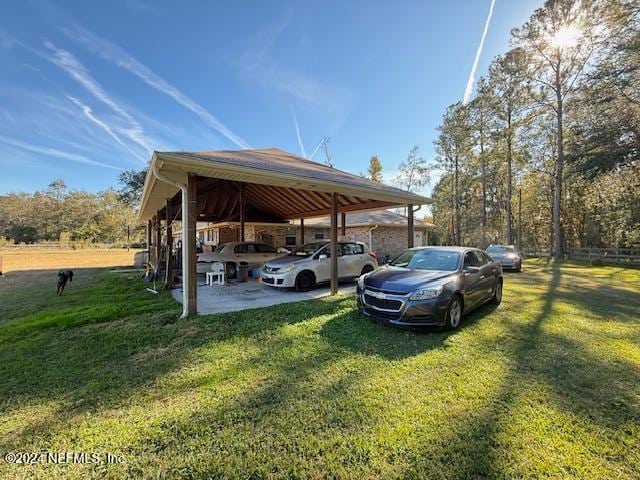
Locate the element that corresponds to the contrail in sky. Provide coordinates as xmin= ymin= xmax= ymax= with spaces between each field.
xmin=0 ymin=134 xmax=123 ymax=171
xmin=43 ymin=40 xmax=154 ymax=154
xmin=67 ymin=95 xmax=147 ymax=163
xmin=62 ymin=24 xmax=251 ymax=149
xmin=463 ymin=0 xmax=496 ymax=104
xmin=290 ymin=105 xmax=306 ymax=157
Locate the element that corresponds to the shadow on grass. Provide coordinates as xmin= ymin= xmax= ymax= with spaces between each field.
xmin=0 ymin=283 xmax=356 ymax=454
xmin=319 ymin=301 xmax=498 ymax=360
xmin=2 ymin=263 xmax=638 ymax=478
xmin=403 ymin=262 xmax=640 ymax=478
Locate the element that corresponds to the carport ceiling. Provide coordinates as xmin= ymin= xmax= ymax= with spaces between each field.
xmin=139 ymin=148 xmax=431 ymax=221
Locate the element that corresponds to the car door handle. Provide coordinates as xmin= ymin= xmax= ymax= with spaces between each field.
xmin=480 ymin=275 xmax=485 ymax=279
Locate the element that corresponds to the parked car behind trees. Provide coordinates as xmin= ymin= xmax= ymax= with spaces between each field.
xmin=486 ymin=244 xmax=522 ymax=271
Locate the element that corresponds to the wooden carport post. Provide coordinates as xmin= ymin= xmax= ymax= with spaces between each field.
xmin=184 ymin=174 xmax=197 ymax=317
xmin=155 ymin=211 xmax=162 ymax=266
xmin=341 ymin=212 xmax=346 ymax=238
xmin=407 ymin=204 xmax=414 ymax=248
xmin=165 ymin=199 xmax=173 ymax=288
xmin=147 ymin=219 xmax=152 ymax=263
xmin=239 ymin=183 xmax=245 ymax=242
xmin=330 ymin=193 xmax=338 ymax=295
xmin=300 ymin=218 xmax=305 ymax=245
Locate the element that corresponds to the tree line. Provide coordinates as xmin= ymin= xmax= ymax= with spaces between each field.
xmin=0 ymin=177 xmax=144 ymax=245
xmin=369 ymin=0 xmax=639 ymax=257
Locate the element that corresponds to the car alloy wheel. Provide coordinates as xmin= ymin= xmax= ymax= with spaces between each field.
xmin=295 ymin=271 xmax=315 ymax=292
xmin=492 ymin=280 xmax=503 ymax=305
xmin=447 ymin=297 xmax=462 ymax=329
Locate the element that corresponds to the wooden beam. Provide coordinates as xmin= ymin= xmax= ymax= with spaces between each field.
xmin=300 ymin=218 xmax=304 ymax=245
xmin=408 ymin=204 xmax=414 ymax=248
xmin=244 ymin=187 xmax=288 ymax=217
xmin=185 ymin=174 xmax=197 ymax=317
xmin=239 ymin=183 xmax=245 ymax=241
xmin=284 ymin=200 xmax=396 ymax=220
xmin=147 ymin=219 xmax=152 ymax=263
xmin=304 ymin=189 xmax=331 ymax=207
xmin=165 ymin=198 xmax=174 ymax=288
xmin=216 ymin=187 xmax=232 ymax=219
xmin=156 ymin=211 xmax=162 ymax=266
xmin=341 ymin=212 xmax=346 ymax=237
xmin=257 ymin=185 xmax=303 ymax=215
xmin=224 ymin=193 xmax=240 ymax=220
xmin=330 ymin=192 xmax=338 ymax=295
xmin=285 ymin=188 xmax=319 ymax=212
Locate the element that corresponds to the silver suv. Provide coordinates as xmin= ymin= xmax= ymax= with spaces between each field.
xmin=262 ymin=241 xmax=378 ymax=291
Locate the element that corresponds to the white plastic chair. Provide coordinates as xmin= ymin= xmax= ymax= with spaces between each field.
xmin=206 ymin=261 xmax=225 ymax=286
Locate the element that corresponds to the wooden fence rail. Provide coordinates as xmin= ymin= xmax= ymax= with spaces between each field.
xmin=522 ymin=247 xmax=640 ymax=266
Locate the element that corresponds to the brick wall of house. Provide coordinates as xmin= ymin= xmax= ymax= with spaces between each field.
xmin=371 ymin=227 xmax=428 ymax=259
xmin=371 ymin=227 xmax=407 ymax=259
xmin=300 ymin=225 xmax=422 ymax=258
xmin=303 ymin=227 xmax=330 ymax=243
xmin=218 ymin=226 xmax=237 ymax=244
xmin=201 ymin=223 xmax=428 ymax=256
xmin=252 ymin=225 xmax=296 ymax=247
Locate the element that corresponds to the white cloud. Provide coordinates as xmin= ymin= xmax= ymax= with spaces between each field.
xmin=463 ymin=0 xmax=496 ymax=104
xmin=0 ymin=134 xmax=123 ymax=171
xmin=61 ymin=24 xmax=250 ymax=149
xmin=43 ymin=40 xmax=154 ymax=155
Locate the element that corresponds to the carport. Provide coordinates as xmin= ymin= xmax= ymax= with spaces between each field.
xmin=138 ymin=148 xmax=430 ymax=317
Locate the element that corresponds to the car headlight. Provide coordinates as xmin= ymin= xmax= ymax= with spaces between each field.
xmin=278 ymin=264 xmax=297 ymax=274
xmin=357 ymin=274 xmax=367 ymax=289
xmin=409 ymin=285 xmax=443 ymax=301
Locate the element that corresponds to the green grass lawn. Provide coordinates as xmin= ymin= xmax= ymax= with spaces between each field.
xmin=1 ymin=261 xmax=639 ymax=479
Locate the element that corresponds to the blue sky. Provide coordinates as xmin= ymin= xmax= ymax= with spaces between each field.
xmin=0 ymin=0 xmax=542 ymax=196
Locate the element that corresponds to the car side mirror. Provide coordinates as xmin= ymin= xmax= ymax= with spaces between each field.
xmin=318 ymin=254 xmax=328 ymax=260
xmin=463 ymin=266 xmax=480 ymax=275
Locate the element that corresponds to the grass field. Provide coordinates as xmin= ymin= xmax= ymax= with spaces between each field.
xmin=0 ymin=249 xmax=143 ymax=273
xmin=1 ymin=260 xmax=639 ymax=479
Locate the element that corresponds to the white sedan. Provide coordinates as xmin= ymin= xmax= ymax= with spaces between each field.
xmin=261 ymin=241 xmax=378 ymax=291
xmin=197 ymin=242 xmax=287 ymax=277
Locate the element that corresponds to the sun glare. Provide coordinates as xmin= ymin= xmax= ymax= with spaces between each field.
xmin=550 ymin=25 xmax=581 ymax=49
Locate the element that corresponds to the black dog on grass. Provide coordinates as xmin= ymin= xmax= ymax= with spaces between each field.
xmin=57 ymin=270 xmax=74 ymax=295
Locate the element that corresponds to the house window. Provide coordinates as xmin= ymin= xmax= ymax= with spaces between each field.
xmin=285 ymin=227 xmax=297 ymax=246
xmin=314 ymin=229 xmax=325 ymax=240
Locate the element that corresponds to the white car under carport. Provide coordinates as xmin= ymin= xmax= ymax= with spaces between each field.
xmin=261 ymin=240 xmax=378 ymax=291
xmin=197 ymin=241 xmax=287 ymax=277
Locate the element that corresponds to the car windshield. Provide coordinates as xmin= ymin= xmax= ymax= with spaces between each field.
xmin=389 ymin=249 xmax=460 ymax=271
xmin=213 ymin=244 xmax=226 ymax=253
xmin=288 ymin=242 xmax=327 ymax=257
xmin=487 ymin=246 xmax=516 ymax=254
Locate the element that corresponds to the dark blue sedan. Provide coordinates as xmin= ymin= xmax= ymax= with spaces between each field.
xmin=357 ymin=247 xmax=503 ymax=330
